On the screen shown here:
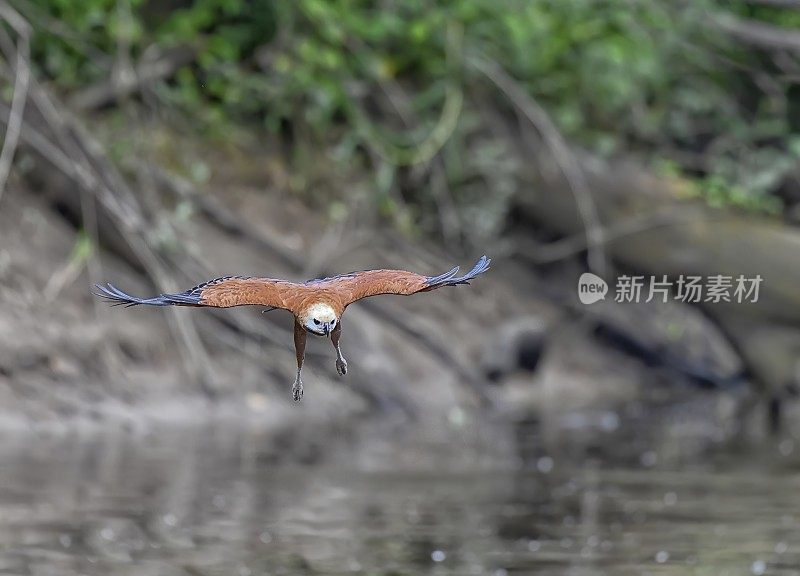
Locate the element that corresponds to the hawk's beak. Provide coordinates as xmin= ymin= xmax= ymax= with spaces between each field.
xmin=323 ymin=323 xmax=331 ymax=336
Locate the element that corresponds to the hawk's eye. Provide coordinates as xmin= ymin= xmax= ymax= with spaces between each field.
xmin=331 ymin=319 xmax=336 ymax=325
xmin=313 ymin=319 xmax=321 ymax=325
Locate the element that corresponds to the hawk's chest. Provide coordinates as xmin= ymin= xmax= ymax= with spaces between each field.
xmin=290 ymin=288 xmax=346 ymax=317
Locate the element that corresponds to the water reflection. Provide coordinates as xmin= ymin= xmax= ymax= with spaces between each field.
xmin=0 ymin=411 xmax=798 ymax=575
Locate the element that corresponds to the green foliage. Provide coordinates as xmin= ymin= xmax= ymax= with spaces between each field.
xmin=698 ymin=175 xmax=782 ymax=215
xmin=69 ymin=230 xmax=94 ymax=266
xmin=13 ymin=0 xmax=800 ymax=237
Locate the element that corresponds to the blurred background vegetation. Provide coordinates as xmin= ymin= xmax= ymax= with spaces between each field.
xmin=5 ymin=2 xmax=800 ymax=574
xmin=3 ymin=0 xmax=799 ymax=443
xmin=3 ymin=0 xmax=800 ymax=439
xmin=17 ymin=0 xmax=800 ymax=236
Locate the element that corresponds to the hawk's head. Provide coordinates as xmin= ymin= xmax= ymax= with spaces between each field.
xmin=300 ymin=302 xmax=339 ymax=336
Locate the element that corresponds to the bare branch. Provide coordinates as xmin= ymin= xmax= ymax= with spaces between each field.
xmin=0 ymin=1 xmax=31 ymax=205
xmin=69 ymin=45 xmax=196 ymax=111
xmin=713 ymin=12 xmax=800 ymax=52
xmin=515 ymin=207 xmax=693 ymax=264
xmin=0 ymin=65 xmax=222 ymax=396
xmin=351 ymin=23 xmax=464 ymax=167
xmin=744 ymin=0 xmax=800 ymax=8
xmin=8 ymin=0 xmax=111 ymax=67
xmin=468 ymin=54 xmax=608 ymax=277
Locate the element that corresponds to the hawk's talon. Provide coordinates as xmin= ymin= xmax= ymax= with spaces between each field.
xmin=336 ymin=357 xmax=348 ymax=376
xmin=292 ymin=379 xmax=304 ymax=402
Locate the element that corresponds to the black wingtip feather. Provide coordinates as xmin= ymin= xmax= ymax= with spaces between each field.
xmin=93 ymin=283 xmax=192 ymax=307
xmin=425 ymin=255 xmax=491 ymax=289
xmin=425 ymin=265 xmax=460 ymax=285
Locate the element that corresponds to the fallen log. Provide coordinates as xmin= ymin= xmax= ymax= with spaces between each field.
xmin=515 ymin=156 xmax=800 ymax=427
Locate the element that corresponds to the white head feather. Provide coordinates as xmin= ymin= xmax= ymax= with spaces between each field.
xmin=300 ymin=302 xmax=338 ymax=335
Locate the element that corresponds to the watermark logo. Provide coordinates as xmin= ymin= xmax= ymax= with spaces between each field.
xmin=578 ymin=272 xmax=608 ymax=305
xmin=578 ymin=273 xmax=763 ymax=305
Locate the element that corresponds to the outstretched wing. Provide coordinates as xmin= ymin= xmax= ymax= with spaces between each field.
xmin=311 ymin=255 xmax=490 ymax=306
xmin=94 ymin=276 xmax=298 ymax=310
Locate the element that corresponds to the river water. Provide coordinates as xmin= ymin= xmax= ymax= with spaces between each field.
xmin=1 ymin=404 xmax=799 ymax=576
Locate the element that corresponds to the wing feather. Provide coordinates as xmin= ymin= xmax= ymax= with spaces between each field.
xmin=95 ymin=256 xmax=490 ymax=312
xmin=313 ymin=255 xmax=490 ymax=306
xmin=94 ymin=276 xmax=298 ymax=310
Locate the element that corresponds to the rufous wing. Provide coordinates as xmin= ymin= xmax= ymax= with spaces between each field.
xmin=310 ymin=255 xmax=491 ymax=306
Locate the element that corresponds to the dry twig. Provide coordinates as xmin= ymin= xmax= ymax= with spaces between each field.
xmin=712 ymin=12 xmax=800 ymax=52
xmin=515 ymin=207 xmax=691 ymax=264
xmin=468 ymin=54 xmax=608 ymax=277
xmin=350 ymin=23 xmax=464 ymax=168
xmin=0 ymin=68 xmax=219 ymax=398
xmin=0 ymin=1 xmax=31 ymax=205
xmin=69 ymin=45 xmax=196 ymax=111
xmin=743 ymin=0 xmax=800 ymax=8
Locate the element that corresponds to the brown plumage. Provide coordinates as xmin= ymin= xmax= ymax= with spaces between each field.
xmin=95 ymin=256 xmax=490 ymax=401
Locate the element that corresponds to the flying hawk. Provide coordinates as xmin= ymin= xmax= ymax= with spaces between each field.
xmin=94 ymin=256 xmax=490 ymax=401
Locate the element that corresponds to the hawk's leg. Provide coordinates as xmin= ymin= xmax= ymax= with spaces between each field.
xmin=331 ymin=321 xmax=347 ymax=375
xmin=292 ymin=319 xmax=307 ymax=401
